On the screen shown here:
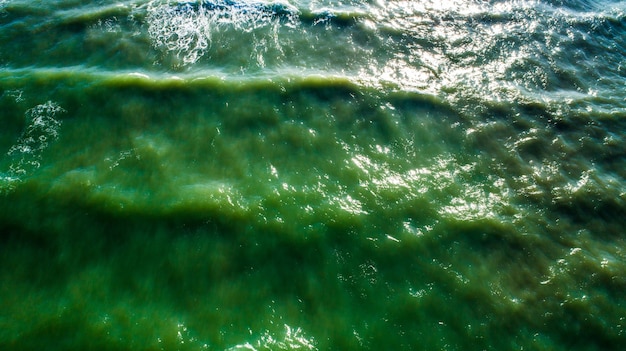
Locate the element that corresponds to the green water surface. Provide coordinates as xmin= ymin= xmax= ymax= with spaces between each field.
xmin=1 ymin=0 xmax=625 ymax=350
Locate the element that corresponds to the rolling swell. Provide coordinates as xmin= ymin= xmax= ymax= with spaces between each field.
xmin=0 ymin=0 xmax=625 ymax=350
xmin=2 ymin=68 xmax=625 ymax=351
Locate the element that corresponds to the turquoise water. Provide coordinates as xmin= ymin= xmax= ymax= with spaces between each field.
xmin=0 ymin=0 xmax=625 ymax=349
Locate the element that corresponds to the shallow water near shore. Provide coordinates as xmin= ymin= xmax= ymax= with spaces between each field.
xmin=1 ymin=0 xmax=625 ymax=350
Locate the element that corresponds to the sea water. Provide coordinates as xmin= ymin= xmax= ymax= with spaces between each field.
xmin=0 ymin=0 xmax=625 ymax=350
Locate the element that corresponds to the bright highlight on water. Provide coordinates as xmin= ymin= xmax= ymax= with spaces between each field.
xmin=0 ymin=0 xmax=625 ymax=350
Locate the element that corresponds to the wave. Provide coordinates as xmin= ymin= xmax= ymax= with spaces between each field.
xmin=1 ymin=3 xmax=625 ymax=350
xmin=1 ymin=0 xmax=624 ymax=115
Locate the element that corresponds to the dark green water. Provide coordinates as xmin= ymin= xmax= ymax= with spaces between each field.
xmin=1 ymin=0 xmax=625 ymax=350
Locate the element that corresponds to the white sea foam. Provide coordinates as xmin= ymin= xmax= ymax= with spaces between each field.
xmin=5 ymin=101 xmax=64 ymax=179
xmin=146 ymin=0 xmax=298 ymax=66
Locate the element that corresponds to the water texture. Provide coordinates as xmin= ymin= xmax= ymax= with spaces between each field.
xmin=0 ymin=0 xmax=625 ymax=350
